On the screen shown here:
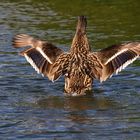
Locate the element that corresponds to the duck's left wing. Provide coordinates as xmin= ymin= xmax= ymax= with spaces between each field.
xmin=12 ymin=34 xmax=67 ymax=81
xmin=94 ymin=42 xmax=140 ymax=82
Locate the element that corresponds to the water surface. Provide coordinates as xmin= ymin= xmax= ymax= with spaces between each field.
xmin=0 ymin=0 xmax=140 ymax=139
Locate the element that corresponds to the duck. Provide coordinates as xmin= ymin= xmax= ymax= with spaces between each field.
xmin=12 ymin=16 xmax=140 ymax=96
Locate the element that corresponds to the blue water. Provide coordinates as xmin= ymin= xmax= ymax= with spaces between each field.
xmin=0 ymin=0 xmax=140 ymax=139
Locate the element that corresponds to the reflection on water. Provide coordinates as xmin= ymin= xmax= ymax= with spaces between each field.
xmin=0 ymin=0 xmax=140 ymax=139
xmin=36 ymin=95 xmax=116 ymax=111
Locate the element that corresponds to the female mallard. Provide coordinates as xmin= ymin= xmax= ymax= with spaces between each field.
xmin=13 ymin=16 xmax=140 ymax=96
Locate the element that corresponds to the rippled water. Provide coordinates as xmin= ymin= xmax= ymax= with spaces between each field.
xmin=0 ymin=0 xmax=140 ymax=139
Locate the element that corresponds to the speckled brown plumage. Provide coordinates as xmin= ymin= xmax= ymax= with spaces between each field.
xmin=12 ymin=16 xmax=140 ymax=96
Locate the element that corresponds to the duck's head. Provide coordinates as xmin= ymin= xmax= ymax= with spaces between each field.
xmin=71 ymin=16 xmax=90 ymax=52
xmin=64 ymin=72 xmax=93 ymax=96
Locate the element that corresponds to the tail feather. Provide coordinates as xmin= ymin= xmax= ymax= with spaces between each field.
xmin=13 ymin=34 xmax=35 ymax=48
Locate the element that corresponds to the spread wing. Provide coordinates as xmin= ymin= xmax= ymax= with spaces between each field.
xmin=91 ymin=42 xmax=140 ymax=82
xmin=12 ymin=34 xmax=68 ymax=81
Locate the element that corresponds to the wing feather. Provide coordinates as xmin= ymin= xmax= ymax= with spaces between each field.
xmin=95 ymin=42 xmax=140 ymax=82
xmin=13 ymin=34 xmax=65 ymax=81
xmin=22 ymin=48 xmax=52 ymax=77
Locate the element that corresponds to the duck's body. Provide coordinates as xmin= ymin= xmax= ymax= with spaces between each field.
xmin=13 ymin=16 xmax=140 ymax=96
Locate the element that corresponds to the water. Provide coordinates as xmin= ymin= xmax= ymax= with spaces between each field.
xmin=0 ymin=0 xmax=140 ymax=139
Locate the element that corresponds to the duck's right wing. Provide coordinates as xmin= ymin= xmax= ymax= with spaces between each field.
xmin=12 ymin=34 xmax=68 ymax=81
xmin=96 ymin=42 xmax=140 ymax=82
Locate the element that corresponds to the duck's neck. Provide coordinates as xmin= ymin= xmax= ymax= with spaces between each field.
xmin=70 ymin=16 xmax=90 ymax=54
